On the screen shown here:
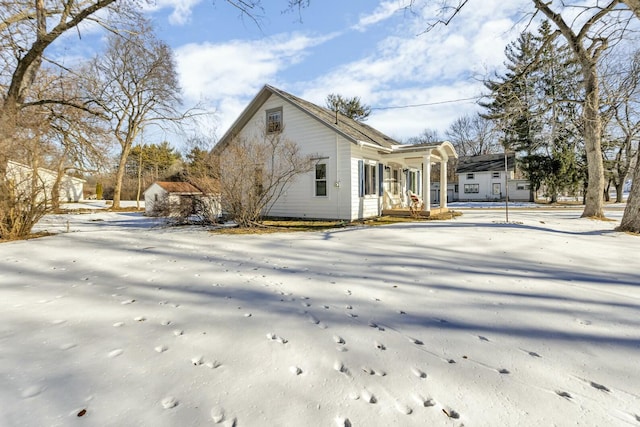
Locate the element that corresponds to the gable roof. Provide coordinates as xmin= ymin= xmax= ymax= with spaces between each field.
xmin=214 ymin=85 xmax=399 ymax=155
xmin=154 ymin=181 xmax=202 ymax=194
xmin=7 ymin=160 xmax=86 ymax=183
xmin=456 ymin=153 xmax=515 ymax=174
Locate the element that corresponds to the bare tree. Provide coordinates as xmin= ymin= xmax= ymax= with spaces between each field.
xmin=213 ymin=126 xmax=315 ymax=227
xmin=87 ymin=13 xmax=184 ymax=209
xmin=445 ymin=114 xmax=498 ymax=156
xmin=408 ymin=0 xmax=637 ymax=220
xmin=601 ymin=50 xmax=640 ymax=203
xmin=405 ymin=128 xmax=441 ymax=144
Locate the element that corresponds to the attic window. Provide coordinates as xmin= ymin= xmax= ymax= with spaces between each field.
xmin=266 ymin=107 xmax=283 ymax=133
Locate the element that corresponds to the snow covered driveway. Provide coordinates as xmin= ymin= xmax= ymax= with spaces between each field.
xmin=1 ymin=208 xmax=638 ymax=426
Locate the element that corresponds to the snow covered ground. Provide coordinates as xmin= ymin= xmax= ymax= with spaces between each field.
xmin=1 ymin=207 xmax=639 ymax=426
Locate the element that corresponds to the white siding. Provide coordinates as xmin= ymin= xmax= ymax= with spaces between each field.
xmin=143 ymin=183 xmax=167 ymax=215
xmin=458 ymin=171 xmax=509 ymax=201
xmin=234 ymin=94 xmax=354 ymax=220
xmin=508 ymin=180 xmax=531 ymax=202
xmin=349 ymin=145 xmax=382 ymax=220
xmin=6 ymin=161 xmax=84 ymax=203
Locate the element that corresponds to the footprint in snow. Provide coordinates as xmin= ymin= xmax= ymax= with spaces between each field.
xmin=160 ymin=320 xmax=171 ymax=326
xmin=154 ymin=345 xmax=168 ymax=353
xmin=211 ymin=406 xmax=225 ymax=423
xmin=266 ymin=333 xmax=288 ymax=344
xmin=411 ymin=367 xmax=427 ymax=378
xmin=498 ymin=368 xmax=510 ymax=374
xmin=334 ymin=361 xmax=350 ymax=376
xmin=205 ymin=360 xmax=222 ymax=369
xmin=478 ymin=335 xmax=490 ymax=342
xmin=120 ymin=299 xmax=135 ymax=305
xmin=333 ymin=335 xmax=345 ymax=345
xmin=590 ymin=382 xmax=610 ymax=392
xmin=107 ymin=349 xmax=123 ymax=358
xmin=556 ymin=390 xmax=572 ymax=399
xmin=407 ymin=336 xmax=423 ymax=345
xmin=59 ymin=343 xmax=77 ymax=351
xmin=161 ymin=396 xmax=178 ymax=409
xmin=335 ymin=417 xmax=352 ymax=427
xmin=361 ymin=366 xmax=374 ymax=375
xmin=412 ymin=394 xmax=435 ymax=407
xmin=133 ymin=316 xmax=146 ymax=322
xmin=173 ymin=329 xmax=184 ymax=336
xmin=290 ymin=366 xmax=303 ymax=375
xmin=113 ymin=322 xmax=124 ymax=327
xmin=21 ymin=385 xmax=45 ymax=398
xmin=361 ymin=389 xmax=377 ymax=404
xmin=51 ymin=319 xmax=66 ymax=325
xmin=442 ymin=407 xmax=460 ymax=419
xmin=374 ymin=341 xmax=386 ymax=350
xmin=395 ymin=401 xmax=412 ymax=415
xmin=191 ymin=356 xmax=204 ymax=366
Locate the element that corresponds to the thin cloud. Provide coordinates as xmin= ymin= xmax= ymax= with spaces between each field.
xmin=143 ymin=0 xmax=203 ymax=25
xmin=352 ymin=0 xmax=411 ymax=32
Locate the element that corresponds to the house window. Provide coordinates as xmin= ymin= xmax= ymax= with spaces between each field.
xmin=492 ymin=172 xmax=500 ymax=178
xmin=517 ymin=182 xmax=531 ymax=191
xmin=454 ymin=184 xmax=459 ymax=193
xmin=492 ymin=183 xmax=501 ymax=195
xmin=364 ymin=163 xmax=377 ymax=195
xmin=392 ymin=169 xmax=399 ymax=195
xmin=315 ymin=163 xmax=327 ymax=197
xmin=466 ymin=173 xmax=474 ymax=179
xmin=464 ymin=184 xmax=479 ymax=193
xmin=154 ymin=194 xmax=158 ymax=201
xmin=266 ymin=107 xmax=282 ymax=133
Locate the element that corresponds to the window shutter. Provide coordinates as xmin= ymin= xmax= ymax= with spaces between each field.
xmin=405 ymin=170 xmax=410 ymax=193
xmin=358 ymin=160 xmax=364 ymax=197
xmin=378 ymin=163 xmax=384 ymax=196
xmin=417 ymin=170 xmax=421 ymax=195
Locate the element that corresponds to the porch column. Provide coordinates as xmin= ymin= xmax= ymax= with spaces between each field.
xmin=440 ymin=159 xmax=448 ymax=209
xmin=422 ymin=151 xmax=431 ymax=212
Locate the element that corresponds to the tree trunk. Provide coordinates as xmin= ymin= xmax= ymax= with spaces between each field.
xmin=615 ymin=180 xmax=625 ymax=203
xmin=581 ymin=64 xmax=605 ymax=218
xmin=112 ymin=145 xmax=132 ymax=210
xmin=618 ymin=152 xmax=640 ymax=232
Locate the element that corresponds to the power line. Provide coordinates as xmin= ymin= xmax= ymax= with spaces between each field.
xmin=371 ymin=95 xmax=482 ymax=111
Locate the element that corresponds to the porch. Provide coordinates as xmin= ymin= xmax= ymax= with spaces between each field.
xmin=381 ymin=206 xmax=449 ymax=218
xmin=378 ymin=141 xmax=457 ymax=218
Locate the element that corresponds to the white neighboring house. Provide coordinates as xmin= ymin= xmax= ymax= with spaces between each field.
xmin=212 ymin=84 xmax=457 ymax=220
xmin=143 ymin=181 xmax=221 ymax=218
xmin=6 ymin=160 xmax=85 ymax=203
xmin=456 ymin=153 xmax=530 ymax=202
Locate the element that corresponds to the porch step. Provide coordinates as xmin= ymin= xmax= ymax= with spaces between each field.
xmin=381 ymin=209 xmax=431 ymax=218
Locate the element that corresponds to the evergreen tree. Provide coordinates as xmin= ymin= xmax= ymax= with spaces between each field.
xmin=482 ymin=21 xmax=584 ymax=202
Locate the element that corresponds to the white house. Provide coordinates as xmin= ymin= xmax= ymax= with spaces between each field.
xmin=213 ymin=85 xmax=457 ymax=221
xmin=143 ymin=181 xmax=221 ymax=218
xmin=456 ymin=153 xmax=530 ymax=202
xmin=6 ymin=160 xmax=85 ymax=203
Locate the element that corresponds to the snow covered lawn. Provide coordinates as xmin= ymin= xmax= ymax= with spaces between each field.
xmin=1 ymin=208 xmax=639 ymax=426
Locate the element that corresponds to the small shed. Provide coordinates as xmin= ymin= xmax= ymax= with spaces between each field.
xmin=144 ymin=181 xmax=199 ymax=216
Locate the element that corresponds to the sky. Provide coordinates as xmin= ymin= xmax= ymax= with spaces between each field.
xmin=2 ymin=204 xmax=638 ymax=426
xmin=125 ymin=0 xmax=532 ymax=146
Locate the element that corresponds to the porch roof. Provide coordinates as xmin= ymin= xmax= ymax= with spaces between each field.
xmin=373 ymin=140 xmax=457 ymax=163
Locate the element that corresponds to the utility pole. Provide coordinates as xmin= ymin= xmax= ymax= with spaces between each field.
xmin=504 ymin=151 xmax=509 ymax=223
